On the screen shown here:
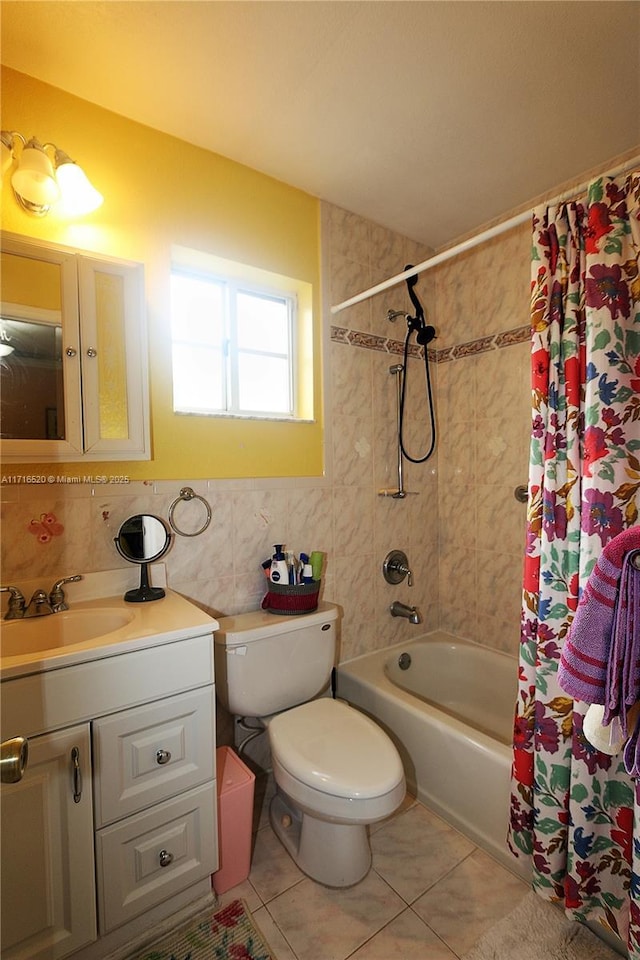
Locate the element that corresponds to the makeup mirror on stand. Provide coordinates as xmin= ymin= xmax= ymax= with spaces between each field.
xmin=114 ymin=514 xmax=171 ymax=602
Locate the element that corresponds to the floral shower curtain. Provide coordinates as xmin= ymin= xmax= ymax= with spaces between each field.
xmin=509 ymin=171 xmax=640 ymax=953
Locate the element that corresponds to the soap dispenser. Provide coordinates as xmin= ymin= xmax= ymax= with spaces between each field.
xmin=270 ymin=545 xmax=289 ymax=583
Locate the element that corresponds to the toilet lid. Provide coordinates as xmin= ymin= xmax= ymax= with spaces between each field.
xmin=268 ymin=699 xmax=404 ymax=800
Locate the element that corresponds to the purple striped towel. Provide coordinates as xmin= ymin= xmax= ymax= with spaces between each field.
xmin=558 ymin=526 xmax=640 ymax=709
xmin=605 ymin=551 xmax=640 ymax=725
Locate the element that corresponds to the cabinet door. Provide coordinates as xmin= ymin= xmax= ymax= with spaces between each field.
xmin=78 ymin=256 xmax=149 ymax=459
xmin=0 ymin=725 xmax=96 ymax=960
xmin=0 ymin=235 xmax=84 ymax=460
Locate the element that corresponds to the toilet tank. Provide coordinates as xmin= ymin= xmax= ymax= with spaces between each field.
xmin=214 ymin=601 xmax=339 ymax=717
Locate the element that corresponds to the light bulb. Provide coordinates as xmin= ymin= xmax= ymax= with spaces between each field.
xmin=55 ymin=152 xmax=103 ymax=216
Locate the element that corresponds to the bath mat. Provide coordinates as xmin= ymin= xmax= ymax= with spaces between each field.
xmin=128 ymin=900 xmax=273 ymax=960
xmin=463 ymin=891 xmax=623 ymax=960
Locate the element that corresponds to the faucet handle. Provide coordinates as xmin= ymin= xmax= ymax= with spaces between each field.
xmin=49 ymin=575 xmax=82 ymax=612
xmin=1 ymin=586 xmax=26 ymax=620
xmin=1 ymin=585 xmax=24 ymax=599
xmin=383 ymin=550 xmax=413 ymax=587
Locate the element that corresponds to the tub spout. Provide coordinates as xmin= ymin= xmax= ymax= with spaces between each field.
xmin=390 ymin=601 xmax=422 ymax=624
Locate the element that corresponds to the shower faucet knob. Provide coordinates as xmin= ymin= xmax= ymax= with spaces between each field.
xmin=382 ymin=550 xmax=413 ymax=587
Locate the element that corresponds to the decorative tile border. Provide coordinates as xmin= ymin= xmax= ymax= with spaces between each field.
xmin=494 ymin=325 xmax=531 ymax=348
xmin=330 ymin=325 xmax=350 ymax=344
xmin=348 ymin=330 xmax=388 ymax=351
xmin=330 ymin=323 xmax=530 ymax=362
xmin=451 ymin=336 xmax=496 ymax=359
xmin=329 ymin=326 xmax=428 ymax=360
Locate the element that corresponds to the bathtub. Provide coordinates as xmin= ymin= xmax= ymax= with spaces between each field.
xmin=337 ymin=631 xmax=529 ymax=880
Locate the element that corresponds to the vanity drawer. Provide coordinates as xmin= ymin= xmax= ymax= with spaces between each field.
xmin=96 ymin=780 xmax=217 ymax=933
xmin=93 ymin=687 xmax=215 ymax=827
xmin=1 ymin=633 xmax=214 ymax=740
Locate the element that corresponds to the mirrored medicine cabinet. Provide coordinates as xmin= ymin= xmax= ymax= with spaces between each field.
xmin=0 ymin=232 xmax=150 ymax=462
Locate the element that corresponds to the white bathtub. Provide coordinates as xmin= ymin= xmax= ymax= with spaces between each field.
xmin=337 ymin=632 xmax=529 ymax=880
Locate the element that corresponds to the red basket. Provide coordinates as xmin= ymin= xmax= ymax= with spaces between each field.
xmin=261 ymin=580 xmax=320 ymax=615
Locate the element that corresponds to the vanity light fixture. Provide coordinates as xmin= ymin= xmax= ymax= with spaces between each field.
xmin=0 ymin=321 xmax=15 ymax=357
xmin=1 ymin=130 xmax=103 ymax=218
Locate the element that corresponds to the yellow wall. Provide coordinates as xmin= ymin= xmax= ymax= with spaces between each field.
xmin=0 ymin=67 xmax=324 ymax=478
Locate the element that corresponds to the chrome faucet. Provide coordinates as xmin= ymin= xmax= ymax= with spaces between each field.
xmin=0 ymin=586 xmax=26 ymax=620
xmin=24 ymin=589 xmax=54 ymax=618
xmin=2 ymin=575 xmax=83 ymax=619
xmin=390 ymin=600 xmax=422 ymax=624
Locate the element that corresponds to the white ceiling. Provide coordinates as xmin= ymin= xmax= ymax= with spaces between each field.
xmin=2 ymin=1 xmax=639 ymax=249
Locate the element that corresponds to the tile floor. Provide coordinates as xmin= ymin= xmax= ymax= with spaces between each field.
xmin=215 ymin=775 xmax=530 ymax=960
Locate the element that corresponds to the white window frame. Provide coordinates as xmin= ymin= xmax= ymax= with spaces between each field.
xmin=171 ymin=265 xmax=299 ymax=420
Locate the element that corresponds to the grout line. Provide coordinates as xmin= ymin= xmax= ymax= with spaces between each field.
xmin=406 ymin=904 xmax=464 ymax=960
xmin=261 ymin=899 xmax=301 ymax=960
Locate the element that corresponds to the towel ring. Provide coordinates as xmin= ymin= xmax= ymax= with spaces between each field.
xmin=168 ymin=487 xmax=212 ymax=538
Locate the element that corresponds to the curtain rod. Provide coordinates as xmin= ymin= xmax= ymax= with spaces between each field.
xmin=330 ymin=155 xmax=640 ymax=315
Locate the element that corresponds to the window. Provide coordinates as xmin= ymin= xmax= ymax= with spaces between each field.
xmin=171 ymin=259 xmax=304 ymax=420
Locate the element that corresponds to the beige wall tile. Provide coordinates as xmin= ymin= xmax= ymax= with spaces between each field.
xmin=330 ymin=253 xmax=373 ymax=332
xmin=327 ymin=205 xmax=371 ymax=266
xmin=331 ymin=340 xmax=373 ymax=418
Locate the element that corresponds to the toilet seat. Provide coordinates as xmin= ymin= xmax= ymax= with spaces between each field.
xmin=268 ymin=698 xmax=405 ymax=805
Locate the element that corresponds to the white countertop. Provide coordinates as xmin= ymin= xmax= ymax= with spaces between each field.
xmin=0 ymin=589 xmax=218 ymax=681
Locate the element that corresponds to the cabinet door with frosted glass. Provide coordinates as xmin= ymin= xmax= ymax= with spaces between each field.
xmin=78 ymin=256 xmax=149 ymax=459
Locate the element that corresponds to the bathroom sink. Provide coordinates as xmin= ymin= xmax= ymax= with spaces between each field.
xmin=0 ymin=609 xmax=135 ymax=658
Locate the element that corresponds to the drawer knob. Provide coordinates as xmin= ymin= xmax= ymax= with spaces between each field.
xmin=158 ymin=849 xmax=174 ymax=868
xmin=156 ymin=749 xmax=172 ymax=765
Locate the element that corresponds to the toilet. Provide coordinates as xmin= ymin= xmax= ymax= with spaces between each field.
xmin=214 ymin=601 xmax=405 ymax=887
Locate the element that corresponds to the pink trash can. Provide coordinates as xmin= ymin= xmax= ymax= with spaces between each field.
xmin=212 ymin=746 xmax=256 ymax=894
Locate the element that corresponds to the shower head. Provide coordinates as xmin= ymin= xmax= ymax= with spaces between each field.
xmin=417 ymin=324 xmax=437 ymax=345
xmin=386 ymin=309 xmax=407 ymax=322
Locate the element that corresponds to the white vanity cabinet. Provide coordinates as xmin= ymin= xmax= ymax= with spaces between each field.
xmin=0 ymin=232 xmax=149 ymax=462
xmin=0 ymin=624 xmax=218 ymax=960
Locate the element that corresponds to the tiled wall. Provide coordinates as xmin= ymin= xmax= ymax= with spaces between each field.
xmin=328 ymin=211 xmax=532 ymax=657
xmin=434 ymin=226 xmax=531 ymax=653
xmin=0 ymin=205 xmax=531 ymax=661
xmin=323 ymin=204 xmax=439 ymax=659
